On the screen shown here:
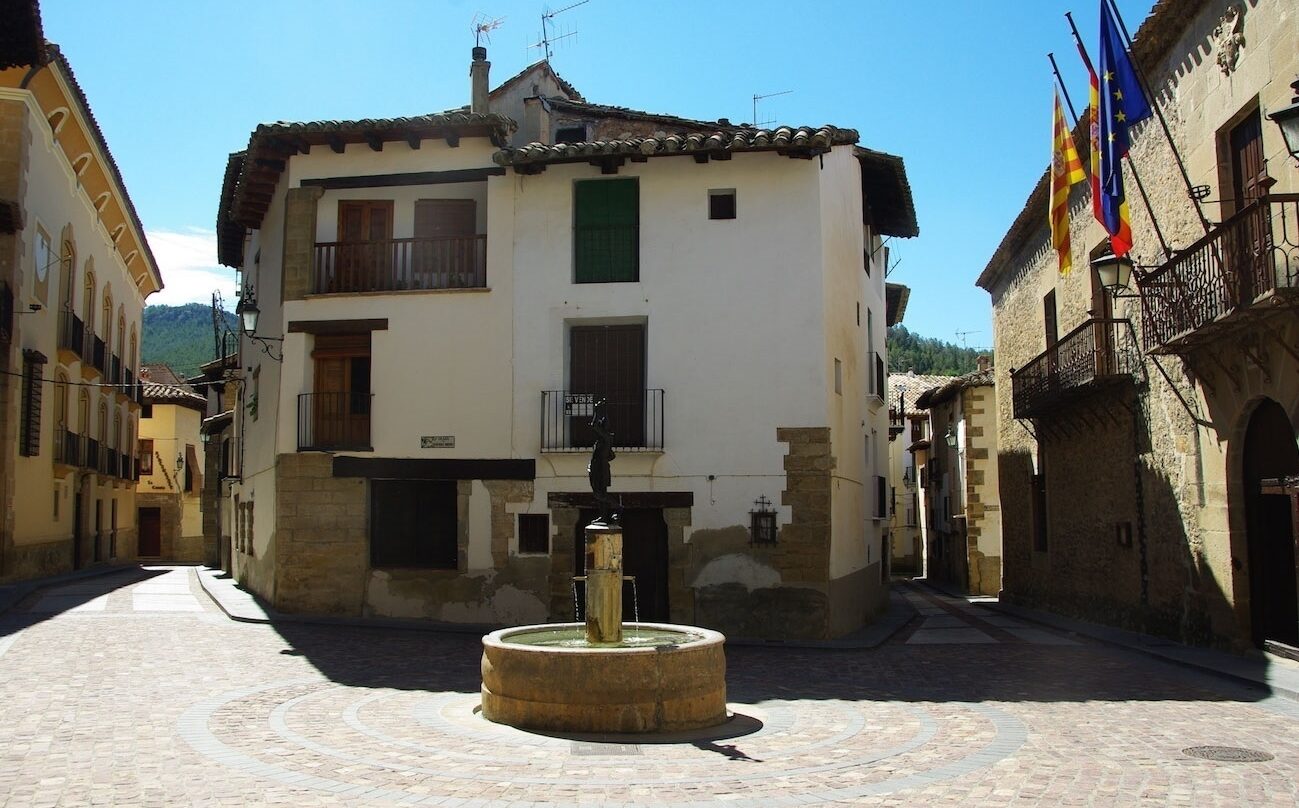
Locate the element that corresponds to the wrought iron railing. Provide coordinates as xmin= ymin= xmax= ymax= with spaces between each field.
xmin=313 ymin=235 xmax=486 ymax=294
xmin=91 ymin=335 xmax=107 ymax=375
xmin=57 ymin=429 xmax=83 ymax=467
xmin=1011 ymin=317 xmax=1140 ymax=419
xmin=109 ymin=355 xmax=122 ymax=386
xmin=1137 ymin=194 xmax=1299 ymax=352
xmin=297 ymin=392 xmax=373 ymax=450
xmin=100 ymin=447 xmax=118 ymax=477
xmin=58 ymin=310 xmax=83 ymax=357
xmin=86 ymin=438 xmax=100 ymax=473
xmin=541 ymin=389 xmax=664 ymax=452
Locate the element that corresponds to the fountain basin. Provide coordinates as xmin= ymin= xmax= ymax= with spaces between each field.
xmin=481 ymin=623 xmax=727 ymax=734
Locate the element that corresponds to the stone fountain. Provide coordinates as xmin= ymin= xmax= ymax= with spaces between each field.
xmin=481 ymin=402 xmax=727 ymax=734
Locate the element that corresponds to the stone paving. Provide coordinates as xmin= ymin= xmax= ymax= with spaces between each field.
xmin=2 ymin=566 xmax=1299 ymax=806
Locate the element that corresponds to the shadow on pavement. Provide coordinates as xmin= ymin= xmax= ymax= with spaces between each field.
xmin=0 ymin=565 xmax=167 ymax=637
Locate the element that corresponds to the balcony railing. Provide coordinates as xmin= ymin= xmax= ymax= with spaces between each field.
xmin=58 ymin=429 xmax=83 ymax=467
xmin=86 ymin=438 xmax=100 ymax=473
xmin=297 ymin=392 xmax=373 ymax=451
xmin=541 ymin=389 xmax=664 ymax=452
xmin=109 ymin=355 xmax=122 ymax=386
xmin=313 ymin=235 xmax=486 ymax=294
xmin=1011 ymin=317 xmax=1140 ymax=419
xmin=58 ymin=310 xmax=84 ymax=357
xmin=1137 ymin=194 xmax=1299 ymax=353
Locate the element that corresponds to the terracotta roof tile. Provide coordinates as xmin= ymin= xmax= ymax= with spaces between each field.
xmin=490 ymin=59 xmax=584 ymax=102
xmin=0 ymin=0 xmax=46 ymax=69
xmin=914 ymin=368 xmax=995 ymax=409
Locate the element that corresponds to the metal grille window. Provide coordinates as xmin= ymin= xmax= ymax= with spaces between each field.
xmin=20 ymin=350 xmax=46 ymax=456
xmin=750 ymin=496 xmax=777 ymax=545
xmin=518 ymin=513 xmax=550 ymax=555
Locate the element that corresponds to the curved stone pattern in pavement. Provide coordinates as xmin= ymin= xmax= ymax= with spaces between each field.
xmin=179 ymin=679 xmax=1025 ymax=804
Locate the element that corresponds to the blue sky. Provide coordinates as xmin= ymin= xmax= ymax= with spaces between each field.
xmin=40 ymin=0 xmax=1155 ymax=348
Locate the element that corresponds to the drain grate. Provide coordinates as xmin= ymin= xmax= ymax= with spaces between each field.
xmin=1183 ymin=746 xmax=1274 ymax=762
xmin=571 ymin=742 xmax=642 ymax=756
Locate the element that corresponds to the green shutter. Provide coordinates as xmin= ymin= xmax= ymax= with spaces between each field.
xmin=575 ymin=179 xmax=638 ymax=283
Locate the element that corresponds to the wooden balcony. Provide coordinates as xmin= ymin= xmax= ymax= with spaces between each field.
xmin=1137 ymin=194 xmax=1299 ymax=354
xmin=540 ymin=389 xmax=664 ymax=452
xmin=1011 ymin=318 xmax=1140 ymax=420
xmin=312 ymin=235 xmax=486 ymax=295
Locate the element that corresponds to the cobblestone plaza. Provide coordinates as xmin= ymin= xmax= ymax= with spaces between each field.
xmin=2 ymin=566 xmax=1298 ymax=806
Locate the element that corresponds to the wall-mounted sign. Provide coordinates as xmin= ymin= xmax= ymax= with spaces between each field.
xmin=421 ymin=436 xmax=455 ymax=449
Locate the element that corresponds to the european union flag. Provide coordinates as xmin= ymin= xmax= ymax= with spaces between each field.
xmin=1098 ymin=0 xmax=1151 ymax=255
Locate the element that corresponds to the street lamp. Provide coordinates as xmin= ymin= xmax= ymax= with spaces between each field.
xmin=1267 ymin=77 xmax=1299 ymax=164
xmin=234 ymin=287 xmax=283 ymax=361
xmin=1092 ymin=251 xmax=1136 ymax=297
xmin=944 ymin=423 xmax=958 ymax=449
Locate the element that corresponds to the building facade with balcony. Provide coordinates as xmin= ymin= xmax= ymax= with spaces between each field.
xmin=978 ymin=0 xmax=1299 ymax=650
xmin=0 ymin=14 xmax=161 ymax=581
xmin=216 ymin=51 xmax=918 ymax=640
xmin=135 ymin=365 xmax=206 ymax=563
xmin=913 ymin=365 xmax=1001 ymax=597
xmin=887 ymin=370 xmax=952 ymax=577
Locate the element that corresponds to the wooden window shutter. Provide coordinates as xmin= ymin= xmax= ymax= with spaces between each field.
xmin=20 ymin=350 xmax=47 ymax=457
xmin=185 ymin=444 xmax=201 ymax=493
xmin=574 ymin=179 xmax=638 ymax=283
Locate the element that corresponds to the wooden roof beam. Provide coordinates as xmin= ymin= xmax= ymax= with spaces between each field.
xmin=407 ymin=134 xmax=421 ymax=150
xmin=327 ymin=135 xmax=345 ymax=154
xmin=364 ymin=132 xmax=383 ymax=152
xmin=444 ymin=133 xmax=460 ymax=148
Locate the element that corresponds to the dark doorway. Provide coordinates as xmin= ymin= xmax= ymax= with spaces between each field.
xmin=1227 ymin=110 xmax=1266 ymax=306
xmin=72 ymin=492 xmax=83 ymax=569
xmin=574 ymin=508 xmax=669 ymax=623
xmin=1242 ymin=399 xmax=1299 ymax=647
xmin=138 ymin=507 xmax=162 ymax=558
xmin=569 ymin=324 xmax=646 ymax=448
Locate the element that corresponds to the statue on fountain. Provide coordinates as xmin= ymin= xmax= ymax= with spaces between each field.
xmin=588 ymin=398 xmax=617 ymax=523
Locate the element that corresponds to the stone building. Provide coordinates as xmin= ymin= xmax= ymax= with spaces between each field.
xmin=978 ymin=0 xmax=1298 ymax=649
xmin=886 ymin=370 xmax=952 ymax=577
xmin=193 ymin=351 xmax=237 ymax=570
xmin=0 ymin=4 xmax=162 ymax=581
xmin=135 ymin=365 xmax=206 ymax=562
xmin=913 ymin=363 xmax=1001 ymax=596
xmin=214 ymin=49 xmax=918 ymax=640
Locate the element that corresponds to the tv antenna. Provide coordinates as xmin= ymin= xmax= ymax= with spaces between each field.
xmin=956 ymin=330 xmax=980 ymax=348
xmin=472 ymin=13 xmax=506 ymax=47
xmin=752 ymin=89 xmax=792 ymax=128
xmin=532 ymin=0 xmax=588 ymax=60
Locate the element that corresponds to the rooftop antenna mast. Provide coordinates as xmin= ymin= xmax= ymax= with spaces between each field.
xmin=533 ymin=0 xmax=588 ymax=60
xmin=956 ymin=330 xmax=980 ymax=349
xmin=472 ymin=13 xmax=506 ymax=47
xmin=752 ymin=89 xmax=792 ymax=128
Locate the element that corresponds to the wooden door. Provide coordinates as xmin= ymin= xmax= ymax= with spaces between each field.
xmin=336 ymin=201 xmax=393 ymax=292
xmin=1228 ymin=113 xmax=1266 ymax=306
xmin=1043 ymin=290 xmax=1059 ymax=387
xmin=138 ymin=507 xmax=161 ymax=557
xmin=312 ymin=334 xmax=371 ymax=449
xmin=413 ymin=199 xmax=477 ymax=288
xmin=570 ymin=324 xmax=645 ymax=447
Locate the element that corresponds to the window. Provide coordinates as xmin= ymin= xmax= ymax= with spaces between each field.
xmin=184 ymin=444 xmax=197 ymax=492
xmin=518 ymin=514 xmax=550 ymax=554
xmin=708 ymin=189 xmax=736 ymax=220
xmin=20 ymin=350 xmax=45 ymax=456
xmin=141 ymin=403 xmax=153 ymax=419
xmin=834 ymin=358 xmax=842 ymax=395
xmin=574 ymin=179 xmax=638 ymax=283
xmin=370 ymin=479 xmax=458 ymax=569
xmin=750 ymin=511 xmax=777 ymax=544
xmin=139 ymin=439 xmax=154 ymax=475
xmin=555 ymin=125 xmax=587 ymax=144
xmin=307 ymin=335 xmax=371 ymax=450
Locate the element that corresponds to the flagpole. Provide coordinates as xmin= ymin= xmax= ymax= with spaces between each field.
xmin=1102 ymin=0 xmax=1212 ymax=238
xmin=1048 ymin=53 xmax=1080 ymax=123
xmin=1066 ymin=10 xmax=1172 ymax=258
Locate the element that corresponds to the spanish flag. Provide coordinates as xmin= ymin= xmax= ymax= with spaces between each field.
xmin=1051 ymin=89 xmax=1086 ymax=276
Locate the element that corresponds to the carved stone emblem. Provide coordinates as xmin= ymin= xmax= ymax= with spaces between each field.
xmin=1214 ymin=4 xmax=1245 ymax=75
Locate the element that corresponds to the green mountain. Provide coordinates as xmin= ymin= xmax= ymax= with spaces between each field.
xmin=886 ymin=325 xmax=990 ymax=376
xmin=142 ymin=303 xmax=236 ymax=378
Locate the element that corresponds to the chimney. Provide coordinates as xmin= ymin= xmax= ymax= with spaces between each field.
xmin=976 ymin=355 xmax=991 ymax=373
xmin=471 ymin=47 xmax=491 ymax=114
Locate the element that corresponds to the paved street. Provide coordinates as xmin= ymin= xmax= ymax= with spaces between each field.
xmin=2 ymin=567 xmax=1298 ymax=807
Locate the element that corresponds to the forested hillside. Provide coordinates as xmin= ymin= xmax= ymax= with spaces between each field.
xmin=886 ymin=326 xmax=989 ymax=376
xmin=141 ymin=303 xmax=236 ymax=378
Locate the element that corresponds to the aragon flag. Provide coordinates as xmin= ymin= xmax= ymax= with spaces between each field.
xmin=1097 ymin=0 xmax=1152 ymax=256
xmin=1051 ymin=90 xmax=1086 ymax=276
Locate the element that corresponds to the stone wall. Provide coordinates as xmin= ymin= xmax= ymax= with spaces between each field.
xmin=281 ymin=187 xmax=323 ymax=302
xmin=273 ymin=452 xmax=368 ymax=614
xmin=0 ymin=100 xmax=26 ymax=582
xmin=962 ymin=385 xmax=1001 ymax=596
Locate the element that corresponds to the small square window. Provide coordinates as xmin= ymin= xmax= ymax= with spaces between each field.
xmin=518 ymin=513 xmax=550 ymax=555
xmin=141 ymin=403 xmax=153 ymax=419
xmin=708 ymin=189 xmax=736 ymax=220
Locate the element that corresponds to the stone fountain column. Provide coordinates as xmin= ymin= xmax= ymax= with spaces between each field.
xmin=584 ymin=521 xmax=623 ymax=644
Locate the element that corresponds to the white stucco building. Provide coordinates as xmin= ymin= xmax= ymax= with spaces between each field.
xmin=215 ymin=52 xmax=918 ymax=639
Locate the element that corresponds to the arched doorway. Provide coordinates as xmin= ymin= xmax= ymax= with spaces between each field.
xmin=1242 ymin=399 xmax=1299 ymax=647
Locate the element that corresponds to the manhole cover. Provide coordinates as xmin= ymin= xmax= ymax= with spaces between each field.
xmin=1182 ymin=745 xmax=1274 ymax=762
xmin=571 ymin=742 xmax=642 ymax=756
